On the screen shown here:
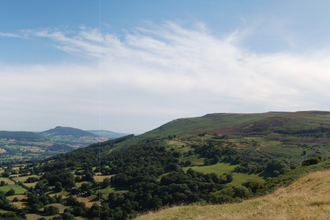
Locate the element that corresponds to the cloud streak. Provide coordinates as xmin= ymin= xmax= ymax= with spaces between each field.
xmin=1 ymin=22 xmax=330 ymax=133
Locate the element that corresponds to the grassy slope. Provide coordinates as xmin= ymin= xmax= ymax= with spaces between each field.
xmin=118 ymin=111 xmax=330 ymax=148
xmin=137 ymin=168 xmax=330 ymax=220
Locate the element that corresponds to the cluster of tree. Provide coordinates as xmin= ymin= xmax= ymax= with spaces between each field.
xmin=234 ymin=162 xmax=266 ymax=174
xmin=192 ymin=142 xmax=238 ymax=165
xmin=25 ymin=176 xmax=39 ymax=183
xmin=48 ymin=144 xmax=73 ymax=152
xmin=302 ymin=156 xmax=323 ymax=166
xmin=265 ymin=159 xmax=291 ymax=176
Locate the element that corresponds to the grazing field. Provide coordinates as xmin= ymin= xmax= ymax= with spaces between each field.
xmin=26 ymin=213 xmax=60 ymax=220
xmin=12 ymin=175 xmax=39 ymax=183
xmin=97 ymin=186 xmax=128 ymax=199
xmin=0 ymin=185 xmax=26 ymax=194
xmin=183 ymin=163 xmax=238 ymax=175
xmin=93 ymin=174 xmax=114 ymax=182
xmin=230 ymin=172 xmax=265 ymax=185
xmin=0 ymin=177 xmax=15 ymax=185
xmin=6 ymin=195 xmax=27 ymax=201
xmin=11 ymin=201 xmax=27 ymax=209
xmin=77 ymin=195 xmax=100 ymax=208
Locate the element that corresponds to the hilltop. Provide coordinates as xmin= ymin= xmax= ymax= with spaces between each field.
xmin=39 ymin=126 xmax=107 ymax=148
xmin=120 ymin=111 xmax=330 ymax=146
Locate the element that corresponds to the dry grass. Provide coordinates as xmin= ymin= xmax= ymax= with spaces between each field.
xmin=93 ymin=173 xmax=114 ymax=182
xmin=77 ymin=195 xmax=101 ymax=208
xmin=7 ymin=195 xmax=27 ymax=201
xmin=137 ymin=170 xmax=330 ymax=220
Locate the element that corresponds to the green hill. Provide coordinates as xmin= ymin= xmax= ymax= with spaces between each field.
xmin=39 ymin=126 xmax=107 ymax=147
xmin=0 ymin=131 xmax=47 ymax=142
xmin=3 ymin=111 xmax=330 ymax=220
xmin=120 ymin=111 xmax=330 ymax=146
xmin=40 ymin=126 xmax=99 ymax=138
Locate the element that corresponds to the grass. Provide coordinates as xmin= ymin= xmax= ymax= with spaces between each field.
xmin=0 ymin=177 xmax=15 ymax=185
xmin=136 ymin=170 xmax=330 ymax=220
xmin=7 ymin=195 xmax=27 ymax=201
xmin=12 ymin=175 xmax=38 ymax=183
xmin=76 ymin=194 xmax=100 ymax=208
xmin=230 ymin=173 xmax=265 ymax=186
xmin=93 ymin=174 xmax=114 ymax=182
xmin=183 ymin=163 xmax=238 ymax=175
xmin=183 ymin=163 xmax=265 ymax=185
xmin=0 ymin=185 xmax=26 ymax=194
xmin=96 ymin=186 xmax=129 ymax=199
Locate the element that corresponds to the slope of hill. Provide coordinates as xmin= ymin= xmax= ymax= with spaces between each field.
xmin=86 ymin=130 xmax=129 ymax=140
xmin=39 ymin=126 xmax=107 ymax=147
xmin=137 ymin=169 xmax=330 ymax=220
xmin=3 ymin=111 xmax=330 ymax=219
xmin=120 ymin=111 xmax=330 ymax=146
xmin=0 ymin=131 xmax=47 ymax=142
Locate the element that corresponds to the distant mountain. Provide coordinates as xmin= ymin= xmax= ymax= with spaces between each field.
xmin=0 ymin=131 xmax=47 ymax=142
xmin=0 ymin=130 xmax=76 ymax=162
xmin=39 ymin=126 xmax=107 ymax=148
xmin=86 ymin=130 xmax=129 ymax=140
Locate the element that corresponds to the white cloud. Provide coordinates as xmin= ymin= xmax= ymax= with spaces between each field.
xmin=1 ymin=22 xmax=330 ymax=133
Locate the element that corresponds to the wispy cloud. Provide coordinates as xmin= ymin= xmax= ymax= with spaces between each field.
xmin=1 ymin=22 xmax=330 ymax=132
xmin=0 ymin=32 xmax=25 ymax=38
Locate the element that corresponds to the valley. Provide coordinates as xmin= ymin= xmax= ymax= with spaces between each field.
xmin=0 ymin=111 xmax=330 ymax=219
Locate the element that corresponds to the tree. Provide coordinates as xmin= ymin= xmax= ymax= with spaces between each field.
xmin=5 ymin=188 xmax=15 ymax=196
xmin=0 ymin=181 xmax=5 ymax=186
xmin=302 ymin=157 xmax=321 ymax=166
xmin=103 ymin=178 xmax=110 ymax=188
xmin=55 ymin=181 xmax=63 ymax=192
xmin=226 ymin=173 xmax=233 ymax=183
xmin=44 ymin=205 xmax=59 ymax=215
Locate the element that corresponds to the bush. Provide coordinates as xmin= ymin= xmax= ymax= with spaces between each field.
xmin=302 ymin=157 xmax=321 ymax=166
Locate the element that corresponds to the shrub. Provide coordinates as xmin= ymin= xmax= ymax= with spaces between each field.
xmin=302 ymin=157 xmax=321 ymax=166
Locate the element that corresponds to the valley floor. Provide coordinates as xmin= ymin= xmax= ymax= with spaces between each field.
xmin=137 ymin=170 xmax=330 ymax=220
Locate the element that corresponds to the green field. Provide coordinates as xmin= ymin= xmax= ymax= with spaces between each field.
xmin=183 ymin=163 xmax=265 ymax=185
xmin=96 ymin=186 xmax=128 ymax=199
xmin=183 ymin=163 xmax=238 ymax=175
xmin=12 ymin=175 xmax=39 ymax=183
xmin=0 ymin=177 xmax=15 ymax=185
xmin=0 ymin=185 xmax=27 ymax=195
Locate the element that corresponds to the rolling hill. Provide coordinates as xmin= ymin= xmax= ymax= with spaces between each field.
xmin=119 ymin=111 xmax=330 ymax=146
xmin=39 ymin=126 xmax=107 ymax=148
xmin=2 ymin=111 xmax=330 ymax=219
xmin=0 ymin=131 xmax=75 ymax=162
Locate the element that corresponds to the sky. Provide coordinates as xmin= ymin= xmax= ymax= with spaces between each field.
xmin=1 ymin=0 xmax=330 ymax=134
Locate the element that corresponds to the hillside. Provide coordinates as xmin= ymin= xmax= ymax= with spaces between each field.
xmin=137 ymin=169 xmax=330 ymax=219
xmin=120 ymin=111 xmax=330 ymax=146
xmin=0 ymin=131 xmax=71 ymax=162
xmin=0 ymin=131 xmax=47 ymax=142
xmin=86 ymin=130 xmax=129 ymax=140
xmin=2 ymin=111 xmax=330 ymax=219
xmin=39 ymin=126 xmax=107 ymax=148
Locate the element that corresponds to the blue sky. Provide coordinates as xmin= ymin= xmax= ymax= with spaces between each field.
xmin=1 ymin=0 xmax=330 ymax=133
